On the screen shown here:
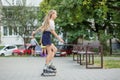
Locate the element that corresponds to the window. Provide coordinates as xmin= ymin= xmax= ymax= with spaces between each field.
xmin=6 ymin=9 xmax=13 ymax=19
xmin=6 ymin=46 xmax=16 ymax=49
xmin=9 ymin=46 xmax=16 ymax=49
xmin=16 ymin=0 xmax=20 ymax=5
xmin=9 ymin=27 xmax=12 ymax=35
xmin=13 ymin=27 xmax=18 ymax=35
xmin=3 ymin=27 xmax=8 ymax=36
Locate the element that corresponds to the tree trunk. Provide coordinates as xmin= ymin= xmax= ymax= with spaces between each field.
xmin=97 ymin=32 xmax=100 ymax=41
xmin=109 ymin=39 xmax=112 ymax=55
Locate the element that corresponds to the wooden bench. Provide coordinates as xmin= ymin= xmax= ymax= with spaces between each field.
xmin=85 ymin=44 xmax=103 ymax=69
xmin=72 ymin=45 xmax=79 ymax=61
xmin=73 ymin=43 xmax=103 ymax=69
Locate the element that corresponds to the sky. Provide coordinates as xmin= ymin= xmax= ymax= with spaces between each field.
xmin=1 ymin=0 xmax=43 ymax=6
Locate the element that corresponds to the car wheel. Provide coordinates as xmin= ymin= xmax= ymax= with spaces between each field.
xmin=20 ymin=52 xmax=23 ymax=55
xmin=1 ymin=53 xmax=5 ymax=56
xmin=12 ymin=53 xmax=14 ymax=56
xmin=12 ymin=53 xmax=18 ymax=56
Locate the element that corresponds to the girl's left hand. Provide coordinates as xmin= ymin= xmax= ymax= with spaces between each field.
xmin=60 ymin=38 xmax=64 ymax=43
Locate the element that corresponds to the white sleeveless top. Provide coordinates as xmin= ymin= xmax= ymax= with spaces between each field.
xmin=46 ymin=19 xmax=55 ymax=31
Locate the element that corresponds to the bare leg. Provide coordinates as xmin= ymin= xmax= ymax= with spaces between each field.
xmin=46 ymin=44 xmax=57 ymax=64
xmin=45 ymin=45 xmax=53 ymax=65
xmin=42 ymin=48 xmax=47 ymax=56
xmin=48 ymin=44 xmax=57 ymax=70
xmin=31 ymin=49 xmax=35 ymax=56
xmin=51 ymin=44 xmax=57 ymax=58
xmin=43 ymin=44 xmax=57 ymax=70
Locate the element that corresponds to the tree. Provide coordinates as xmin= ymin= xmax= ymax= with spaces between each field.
xmin=39 ymin=0 xmax=88 ymax=43
xmin=107 ymin=0 xmax=120 ymax=39
xmin=2 ymin=0 xmax=39 ymax=44
xmin=106 ymin=0 xmax=120 ymax=55
xmin=80 ymin=0 xmax=120 ymax=55
xmin=39 ymin=0 xmax=120 ymax=53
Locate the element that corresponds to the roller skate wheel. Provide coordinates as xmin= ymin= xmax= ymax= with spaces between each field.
xmin=41 ymin=73 xmax=44 ymax=76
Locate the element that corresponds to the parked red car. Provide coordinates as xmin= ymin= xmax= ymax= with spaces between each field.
xmin=12 ymin=44 xmax=31 ymax=56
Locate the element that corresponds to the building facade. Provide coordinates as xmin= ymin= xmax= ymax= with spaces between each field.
xmin=0 ymin=0 xmax=42 ymax=45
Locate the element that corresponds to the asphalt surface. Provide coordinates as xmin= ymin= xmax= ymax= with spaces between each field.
xmin=0 ymin=57 xmax=120 ymax=80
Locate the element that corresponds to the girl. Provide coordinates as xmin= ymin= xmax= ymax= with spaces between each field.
xmin=33 ymin=10 xmax=64 ymax=72
xmin=30 ymin=32 xmax=38 ymax=56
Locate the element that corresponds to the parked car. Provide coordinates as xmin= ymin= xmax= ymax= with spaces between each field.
xmin=12 ymin=44 xmax=31 ymax=56
xmin=55 ymin=45 xmax=73 ymax=57
xmin=0 ymin=45 xmax=17 ymax=56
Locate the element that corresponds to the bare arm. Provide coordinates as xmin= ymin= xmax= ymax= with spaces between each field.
xmin=32 ymin=26 xmax=42 ymax=36
xmin=50 ymin=30 xmax=64 ymax=43
xmin=34 ymin=27 xmax=41 ymax=34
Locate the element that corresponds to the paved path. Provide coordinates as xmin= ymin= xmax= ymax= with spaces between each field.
xmin=0 ymin=57 xmax=120 ymax=80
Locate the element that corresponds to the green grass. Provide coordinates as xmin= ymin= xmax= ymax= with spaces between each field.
xmin=104 ymin=60 xmax=120 ymax=68
xmin=95 ymin=59 xmax=120 ymax=68
xmin=105 ymin=54 xmax=120 ymax=57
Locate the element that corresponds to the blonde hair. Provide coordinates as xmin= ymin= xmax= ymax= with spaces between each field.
xmin=40 ymin=10 xmax=56 ymax=32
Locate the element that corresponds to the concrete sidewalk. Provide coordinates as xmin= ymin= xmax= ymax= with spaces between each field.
xmin=0 ymin=57 xmax=120 ymax=80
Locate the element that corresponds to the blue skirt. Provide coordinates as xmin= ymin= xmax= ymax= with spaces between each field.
xmin=42 ymin=31 xmax=51 ymax=46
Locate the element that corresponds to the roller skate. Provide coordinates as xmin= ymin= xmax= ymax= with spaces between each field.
xmin=41 ymin=67 xmax=56 ymax=76
xmin=48 ymin=63 xmax=57 ymax=71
